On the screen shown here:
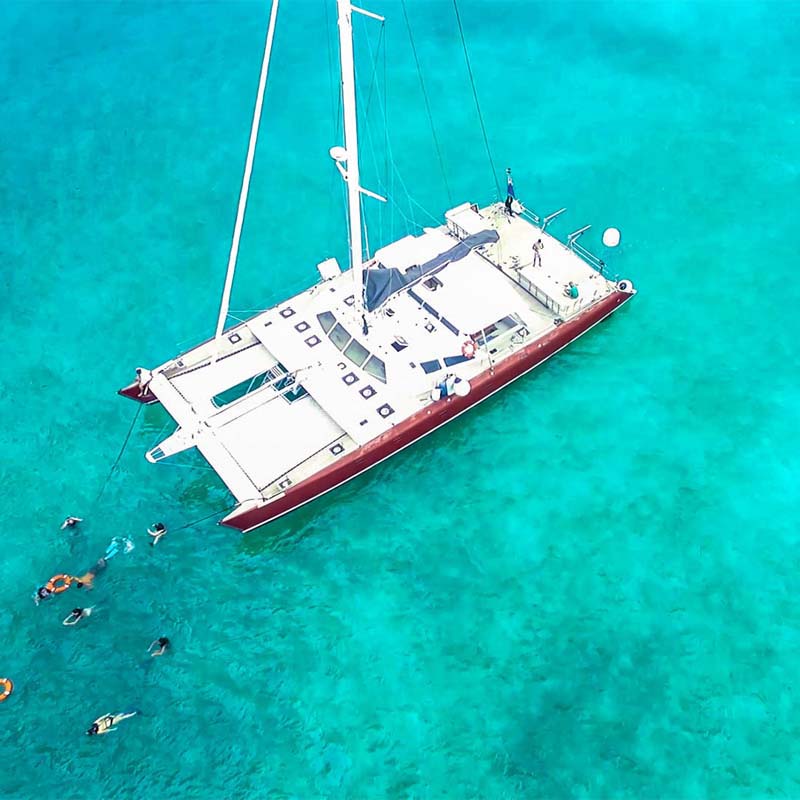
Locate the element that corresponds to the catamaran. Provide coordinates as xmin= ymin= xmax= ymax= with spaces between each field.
xmin=119 ymin=0 xmax=636 ymax=532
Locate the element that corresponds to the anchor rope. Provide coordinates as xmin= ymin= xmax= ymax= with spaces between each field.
xmin=93 ymin=404 xmax=143 ymax=507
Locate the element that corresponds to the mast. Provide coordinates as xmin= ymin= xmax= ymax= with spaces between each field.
xmin=336 ymin=0 xmax=364 ymax=305
xmin=213 ymin=0 xmax=280 ymax=359
xmin=331 ymin=3 xmax=384 ymax=310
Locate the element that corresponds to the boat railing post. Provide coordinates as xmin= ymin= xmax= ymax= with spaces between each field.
xmin=521 ymin=208 xmax=541 ymax=227
xmin=541 ymin=207 xmax=567 ymax=233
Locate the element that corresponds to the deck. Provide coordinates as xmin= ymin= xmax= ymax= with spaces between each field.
xmin=138 ymin=200 xmax=623 ymax=505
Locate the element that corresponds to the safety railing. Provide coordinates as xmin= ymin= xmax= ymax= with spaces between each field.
xmin=481 ymin=199 xmax=619 ymax=300
xmin=520 ymin=208 xmax=541 ymax=226
xmin=509 ymin=265 xmax=565 ymax=315
xmin=566 ymin=225 xmax=618 ymax=281
xmin=541 ymin=207 xmax=567 ymax=232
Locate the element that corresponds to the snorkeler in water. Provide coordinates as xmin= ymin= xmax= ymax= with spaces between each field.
xmin=74 ymin=558 xmax=106 ymax=590
xmin=60 ymin=516 xmax=83 ymax=530
xmin=74 ymin=537 xmax=134 ymax=589
xmin=63 ymin=607 xmax=93 ymax=626
xmin=104 ymin=536 xmax=134 ymax=559
xmin=86 ymin=710 xmax=138 ymax=736
xmin=147 ymin=522 xmax=167 ymax=547
xmin=147 ymin=637 xmax=170 ymax=657
xmin=33 ymin=586 xmax=53 ymax=605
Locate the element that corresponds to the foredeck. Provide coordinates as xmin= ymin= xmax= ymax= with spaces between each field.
xmin=142 ymin=200 xmax=622 ymax=504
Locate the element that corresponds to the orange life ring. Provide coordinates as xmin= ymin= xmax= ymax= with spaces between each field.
xmin=45 ymin=574 xmax=72 ymax=594
xmin=461 ymin=339 xmax=477 ymax=359
xmin=0 ymin=678 xmax=12 ymax=702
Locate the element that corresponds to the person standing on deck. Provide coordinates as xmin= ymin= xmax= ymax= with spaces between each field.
xmin=504 ymin=168 xmax=516 ymax=217
xmin=532 ymin=238 xmax=544 ymax=267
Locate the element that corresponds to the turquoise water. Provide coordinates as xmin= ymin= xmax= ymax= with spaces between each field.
xmin=2 ymin=0 xmax=800 ymax=796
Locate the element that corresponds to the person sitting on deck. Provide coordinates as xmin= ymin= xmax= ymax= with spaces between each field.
xmin=135 ymin=367 xmax=152 ymax=397
xmin=564 ymin=281 xmax=579 ymax=299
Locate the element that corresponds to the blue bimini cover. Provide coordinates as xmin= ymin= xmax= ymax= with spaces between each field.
xmin=363 ymin=229 xmax=499 ymax=312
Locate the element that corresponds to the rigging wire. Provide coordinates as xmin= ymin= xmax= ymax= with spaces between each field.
xmin=360 ymin=18 xmax=386 ymax=252
xmin=384 ymin=26 xmax=392 ymax=244
xmin=451 ymin=0 xmax=500 ymax=197
xmin=357 ymin=14 xmax=442 ymax=233
xmin=325 ymin=0 xmax=343 ymax=234
xmin=400 ymin=0 xmax=453 ymax=207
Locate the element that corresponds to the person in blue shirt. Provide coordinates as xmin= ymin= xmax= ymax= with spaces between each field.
xmin=504 ymin=168 xmax=516 ymax=217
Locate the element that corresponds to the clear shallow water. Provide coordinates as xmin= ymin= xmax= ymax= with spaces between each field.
xmin=1 ymin=0 xmax=799 ymax=797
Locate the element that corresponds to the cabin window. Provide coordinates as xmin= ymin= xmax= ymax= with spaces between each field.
xmin=317 ymin=311 xmax=336 ymax=333
xmin=329 ymin=323 xmax=352 ymax=350
xmin=443 ymin=355 xmax=469 ymax=366
xmin=440 ymin=317 xmax=459 ymax=335
xmin=420 ymin=359 xmax=441 ymax=374
xmin=421 ymin=302 xmax=437 ymax=319
xmin=363 ymin=355 xmax=387 ymax=383
xmin=344 ymin=338 xmax=370 ymax=367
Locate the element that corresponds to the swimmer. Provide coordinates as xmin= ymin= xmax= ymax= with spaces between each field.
xmin=63 ymin=607 xmax=93 ymax=626
xmin=104 ymin=536 xmax=134 ymax=560
xmin=34 ymin=586 xmax=53 ymax=605
xmin=86 ymin=710 xmax=138 ymax=736
xmin=74 ymin=537 xmax=133 ymax=588
xmin=147 ymin=637 xmax=170 ymax=657
xmin=147 ymin=522 xmax=167 ymax=547
xmin=74 ymin=558 xmax=106 ymax=590
xmin=60 ymin=516 xmax=83 ymax=530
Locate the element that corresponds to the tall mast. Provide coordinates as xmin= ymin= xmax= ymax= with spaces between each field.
xmin=331 ymin=3 xmax=385 ymax=310
xmin=213 ymin=0 xmax=280 ymax=358
xmin=336 ymin=0 xmax=364 ymax=304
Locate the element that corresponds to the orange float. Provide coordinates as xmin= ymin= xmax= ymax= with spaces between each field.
xmin=45 ymin=574 xmax=72 ymax=594
xmin=0 ymin=678 xmax=12 ymax=702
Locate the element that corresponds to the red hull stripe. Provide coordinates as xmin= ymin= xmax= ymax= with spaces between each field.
xmin=223 ymin=290 xmax=633 ymax=532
